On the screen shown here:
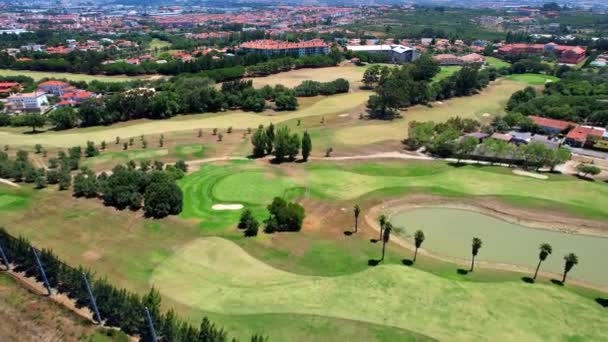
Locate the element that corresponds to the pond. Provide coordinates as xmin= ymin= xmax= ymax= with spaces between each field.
xmin=391 ymin=208 xmax=608 ymax=286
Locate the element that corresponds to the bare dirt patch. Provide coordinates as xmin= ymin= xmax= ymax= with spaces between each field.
xmin=81 ymin=250 xmax=102 ymax=262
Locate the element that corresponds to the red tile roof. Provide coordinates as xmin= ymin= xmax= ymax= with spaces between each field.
xmin=566 ymin=126 xmax=604 ymax=142
xmin=38 ymin=80 xmax=69 ymax=87
xmin=240 ymin=39 xmax=328 ymax=50
xmin=529 ymin=116 xmax=576 ymax=131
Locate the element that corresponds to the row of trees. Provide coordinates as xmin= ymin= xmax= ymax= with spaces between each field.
xmin=30 ymin=78 xmax=301 ymax=130
xmin=0 ymin=228 xmax=260 ymax=341
xmin=245 ymin=52 xmax=341 ymax=76
xmin=80 ymin=162 xmax=184 ymax=218
xmin=251 ymin=124 xmax=312 ymax=163
xmin=293 ymin=79 xmax=350 ymax=97
xmin=357 ymin=206 xmax=580 ymax=284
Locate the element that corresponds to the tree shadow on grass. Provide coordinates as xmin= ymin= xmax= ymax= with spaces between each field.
xmin=575 ymin=174 xmax=596 ymax=182
xmin=457 ymin=268 xmax=469 ymax=275
xmin=521 ymin=276 xmax=535 ymax=284
xmin=343 ymin=231 xmax=353 ymax=236
xmin=595 ymin=298 xmax=608 ymax=308
xmin=23 ymin=129 xmax=48 ymax=135
xmin=368 ymin=259 xmax=381 ymax=267
xmin=370 ymin=238 xmax=379 ymax=243
xmin=550 ymin=279 xmax=564 ymax=286
xmin=402 ymin=259 xmax=414 ymax=266
xmin=447 ymin=162 xmax=467 ymax=168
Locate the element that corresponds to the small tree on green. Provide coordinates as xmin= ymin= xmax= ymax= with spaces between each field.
xmin=244 ymin=217 xmax=259 ymax=237
xmin=115 ymin=136 xmax=120 ymax=144
xmin=576 ymin=163 xmax=601 ymax=179
xmin=353 ymin=204 xmax=361 ymax=233
xmin=301 ymin=131 xmax=312 ymax=162
xmin=35 ymin=175 xmax=47 ymax=189
xmin=159 ymin=136 xmax=164 ymax=147
xmin=123 ymin=142 xmax=128 ymax=150
xmin=175 ymin=160 xmax=187 ymax=173
xmin=101 ymin=141 xmax=106 ymax=150
xmin=85 ymin=141 xmax=99 ymax=158
xmin=562 ymin=253 xmax=578 ymax=284
xmin=413 ymin=230 xmax=425 ymax=263
xmin=378 ymin=214 xmax=387 ymax=242
xmin=227 ymin=126 xmax=233 ymax=134
xmin=212 ymin=128 xmax=218 ymax=136
xmin=198 ymin=129 xmax=203 ymax=138
xmin=251 ymin=126 xmax=267 ymax=158
xmin=58 ymin=171 xmax=71 ymax=190
xmin=470 ymin=237 xmax=483 ymax=272
xmin=142 ymin=139 xmax=148 ymax=149
xmin=533 ymin=243 xmax=552 ymax=280
xmin=217 ymin=133 xmax=223 ymax=142
xmin=128 ymin=137 xmax=134 ymax=146
xmin=381 ymin=222 xmax=393 ymax=261
xmin=34 ymin=144 xmax=43 ymax=154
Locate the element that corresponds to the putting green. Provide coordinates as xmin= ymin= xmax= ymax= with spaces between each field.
xmin=505 ymin=73 xmax=560 ymax=85
xmin=151 ymin=237 xmax=608 ymax=342
xmin=180 ymin=161 xmax=608 ymax=224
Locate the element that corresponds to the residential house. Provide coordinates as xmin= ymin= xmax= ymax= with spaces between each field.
xmin=58 ymin=90 xmax=95 ymax=106
xmin=490 ymin=132 xmax=513 ymax=142
xmin=5 ymin=92 xmax=49 ymax=113
xmin=0 ymin=82 xmax=22 ymax=95
xmin=565 ymin=126 xmax=605 ymax=147
xmin=37 ymin=80 xmax=71 ymax=95
xmin=529 ymin=115 xmax=576 ymax=135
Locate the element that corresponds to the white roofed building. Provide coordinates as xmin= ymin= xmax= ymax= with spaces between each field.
xmin=346 ymin=44 xmax=420 ymax=63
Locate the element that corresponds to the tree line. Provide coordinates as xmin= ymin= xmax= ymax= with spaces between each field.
xmin=0 ymin=228 xmax=265 ymax=341
xmin=251 ymin=124 xmax=312 ymax=163
xmin=364 ymin=55 xmax=492 ymax=120
xmin=405 ymin=117 xmax=571 ymax=170
xmin=0 ymin=148 xmax=184 ymax=219
xmin=507 ymin=71 xmax=608 ymax=127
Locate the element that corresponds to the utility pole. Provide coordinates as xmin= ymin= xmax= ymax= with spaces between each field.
xmin=82 ymin=272 xmax=102 ymax=324
xmin=144 ymin=306 xmax=158 ymax=342
xmin=32 ymin=248 xmax=52 ymax=296
xmin=0 ymin=241 xmax=9 ymax=271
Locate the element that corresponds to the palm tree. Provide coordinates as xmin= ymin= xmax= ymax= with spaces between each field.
xmin=470 ymin=237 xmax=483 ymax=272
xmin=381 ymin=222 xmax=393 ymax=261
xmin=533 ymin=243 xmax=552 ymax=280
xmin=413 ymin=230 xmax=425 ymax=263
xmin=562 ymin=253 xmax=579 ymax=284
xmin=378 ymin=214 xmax=387 ymax=242
xmin=353 ymin=205 xmax=361 ymax=233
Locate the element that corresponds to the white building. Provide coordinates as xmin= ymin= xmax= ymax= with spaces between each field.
xmin=5 ymin=92 xmax=49 ymax=113
xmin=346 ymin=45 xmax=420 ymax=63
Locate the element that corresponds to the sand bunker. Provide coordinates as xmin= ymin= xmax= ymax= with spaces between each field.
xmin=512 ymin=170 xmax=548 ymax=180
xmin=212 ymin=204 xmax=244 ymax=211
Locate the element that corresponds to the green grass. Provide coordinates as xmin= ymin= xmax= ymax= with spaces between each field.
xmin=151 ymin=237 xmax=608 ymax=342
xmin=0 ymin=69 xmax=144 ymax=83
xmin=432 ymin=66 xmax=461 ymax=82
xmin=148 ymin=38 xmax=172 ymax=50
xmin=2 ymin=160 xmax=608 ymax=341
xmin=485 ymin=56 xmax=511 ymax=69
xmin=181 ymin=160 xmax=608 ymax=222
xmin=505 ymin=73 xmax=560 ymax=85
xmin=329 ymin=79 xmax=524 ymax=146
xmin=0 ymin=92 xmax=370 ymax=148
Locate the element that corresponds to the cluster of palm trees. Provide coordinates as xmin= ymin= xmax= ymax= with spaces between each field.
xmin=353 ymin=205 xmax=580 ymax=284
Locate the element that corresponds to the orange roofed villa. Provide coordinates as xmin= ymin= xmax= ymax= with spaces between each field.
xmin=498 ymin=43 xmax=586 ymax=64
xmin=239 ymin=39 xmax=330 ymax=57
